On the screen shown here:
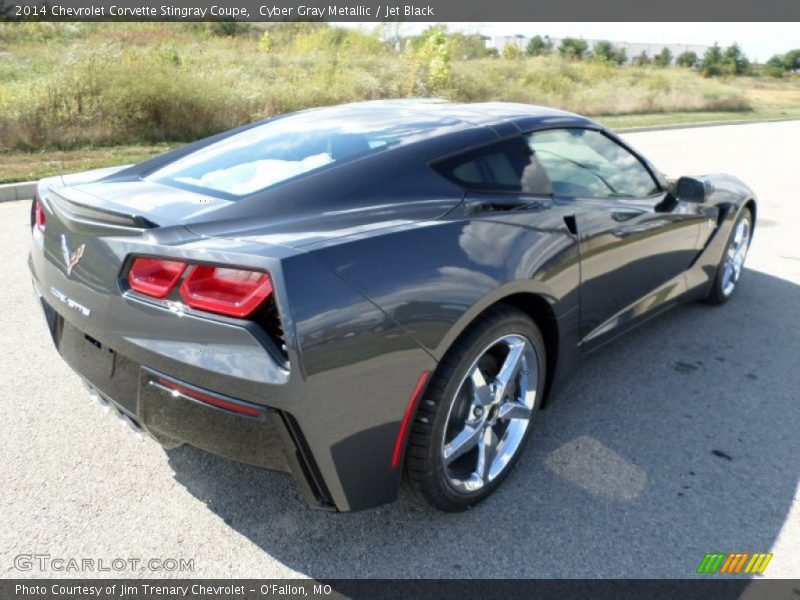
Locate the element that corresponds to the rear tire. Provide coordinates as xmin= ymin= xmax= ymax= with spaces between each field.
xmin=706 ymin=209 xmax=752 ymax=305
xmin=404 ymin=305 xmax=545 ymax=511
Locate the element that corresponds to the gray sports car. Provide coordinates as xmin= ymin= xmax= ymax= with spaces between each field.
xmin=29 ymin=100 xmax=755 ymax=511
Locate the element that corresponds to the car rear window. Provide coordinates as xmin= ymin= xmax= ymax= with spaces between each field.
xmin=433 ymin=137 xmax=554 ymax=195
xmin=146 ymin=106 xmax=461 ymax=199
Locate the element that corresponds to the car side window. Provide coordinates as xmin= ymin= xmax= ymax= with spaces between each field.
xmin=525 ymin=128 xmax=660 ymax=199
xmin=433 ymin=138 xmax=554 ymax=196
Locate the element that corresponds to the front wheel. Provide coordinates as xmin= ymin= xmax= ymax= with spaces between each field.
xmin=706 ymin=210 xmax=753 ymax=305
xmin=404 ymin=306 xmax=545 ymax=511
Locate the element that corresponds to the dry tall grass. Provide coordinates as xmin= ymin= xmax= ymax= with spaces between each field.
xmin=0 ymin=23 xmax=752 ymax=152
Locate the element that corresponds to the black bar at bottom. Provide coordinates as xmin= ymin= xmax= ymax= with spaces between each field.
xmin=2 ymin=579 xmax=799 ymax=600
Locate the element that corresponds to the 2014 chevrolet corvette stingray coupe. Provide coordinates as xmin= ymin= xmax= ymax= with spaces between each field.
xmin=29 ymin=101 xmax=756 ymax=512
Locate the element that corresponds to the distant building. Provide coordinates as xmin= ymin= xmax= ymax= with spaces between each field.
xmin=487 ymin=35 xmax=711 ymax=64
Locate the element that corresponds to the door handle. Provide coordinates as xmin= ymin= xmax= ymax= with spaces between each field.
xmin=611 ymin=210 xmax=644 ymax=223
xmin=610 ymin=210 xmax=649 ymax=237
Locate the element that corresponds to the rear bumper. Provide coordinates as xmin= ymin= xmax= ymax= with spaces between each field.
xmin=35 ymin=288 xmax=336 ymax=509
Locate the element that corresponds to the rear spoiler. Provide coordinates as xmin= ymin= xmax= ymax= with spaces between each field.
xmin=43 ymin=185 xmax=159 ymax=234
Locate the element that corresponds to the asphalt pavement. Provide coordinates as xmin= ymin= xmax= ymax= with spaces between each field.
xmin=1 ymin=121 xmax=798 ymax=579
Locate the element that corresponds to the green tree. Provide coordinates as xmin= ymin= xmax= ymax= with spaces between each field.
xmin=699 ymin=43 xmax=723 ymax=77
xmin=591 ymin=41 xmax=626 ymax=65
xmin=592 ymin=40 xmax=614 ymax=62
xmin=653 ymin=47 xmax=673 ymax=67
xmin=558 ymin=37 xmax=588 ymax=60
xmin=526 ymin=35 xmax=553 ymax=57
xmin=722 ymin=43 xmax=751 ymax=75
xmin=783 ymin=49 xmax=800 ymax=71
xmin=676 ymin=51 xmax=698 ymax=68
xmin=764 ymin=54 xmax=788 ymax=78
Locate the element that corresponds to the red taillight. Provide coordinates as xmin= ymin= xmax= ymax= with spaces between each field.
xmin=128 ymin=257 xmax=187 ymax=299
xmin=33 ymin=200 xmax=46 ymax=233
xmin=157 ymin=378 xmax=261 ymax=418
xmin=126 ymin=256 xmax=273 ymax=319
xmin=179 ymin=265 xmax=273 ymax=318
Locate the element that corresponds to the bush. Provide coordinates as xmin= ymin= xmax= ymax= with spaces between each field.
xmin=722 ymin=43 xmax=751 ymax=76
xmin=206 ymin=22 xmax=256 ymax=38
xmin=699 ymin=44 xmax=723 ymax=77
xmin=502 ymin=43 xmax=523 ymax=60
xmin=762 ymin=49 xmax=800 ymax=77
xmin=405 ymin=25 xmax=454 ymax=94
xmin=653 ymin=47 xmax=673 ymax=67
xmin=526 ymin=35 xmax=553 ymax=57
xmin=450 ymin=55 xmax=749 ymax=116
xmin=558 ymin=37 xmax=588 ymax=61
xmin=0 ymin=45 xmax=257 ymax=150
xmin=785 ymin=49 xmax=800 ymax=71
xmin=699 ymin=43 xmax=750 ymax=77
xmin=676 ymin=51 xmax=698 ymax=68
xmin=592 ymin=41 xmax=626 ymax=65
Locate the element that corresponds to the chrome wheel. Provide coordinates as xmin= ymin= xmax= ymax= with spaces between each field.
xmin=442 ymin=334 xmax=538 ymax=494
xmin=721 ymin=217 xmax=751 ymax=297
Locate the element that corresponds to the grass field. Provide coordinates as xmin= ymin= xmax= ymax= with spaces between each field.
xmin=1 ymin=22 xmax=799 ymax=183
xmin=0 ymin=144 xmax=176 ymax=184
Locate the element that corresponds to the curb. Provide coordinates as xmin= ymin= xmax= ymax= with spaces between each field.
xmin=0 ymin=181 xmax=37 ymax=203
xmin=616 ymin=117 xmax=800 ymax=134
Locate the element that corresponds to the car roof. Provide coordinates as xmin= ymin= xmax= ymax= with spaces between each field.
xmin=296 ymin=99 xmax=600 ymax=136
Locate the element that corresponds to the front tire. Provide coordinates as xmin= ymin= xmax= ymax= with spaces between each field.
xmin=404 ymin=306 xmax=546 ymax=511
xmin=706 ymin=209 xmax=753 ymax=305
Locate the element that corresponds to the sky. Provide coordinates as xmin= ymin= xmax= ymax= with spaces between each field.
xmin=342 ymin=23 xmax=800 ymax=62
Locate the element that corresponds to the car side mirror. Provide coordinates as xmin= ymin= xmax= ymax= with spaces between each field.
xmin=675 ymin=176 xmax=713 ymax=203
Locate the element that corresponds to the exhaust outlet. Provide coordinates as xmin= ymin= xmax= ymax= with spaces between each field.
xmin=83 ymin=380 xmax=144 ymax=440
xmin=115 ymin=409 xmax=144 ymax=440
xmin=84 ymin=382 xmax=110 ymax=413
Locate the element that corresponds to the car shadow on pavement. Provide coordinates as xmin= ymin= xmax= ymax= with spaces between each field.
xmin=166 ymin=268 xmax=800 ymax=578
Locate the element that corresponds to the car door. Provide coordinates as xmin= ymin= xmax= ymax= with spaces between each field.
xmin=526 ymin=128 xmax=711 ymax=348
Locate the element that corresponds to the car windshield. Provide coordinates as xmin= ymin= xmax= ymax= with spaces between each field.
xmin=146 ymin=106 xmax=461 ymax=199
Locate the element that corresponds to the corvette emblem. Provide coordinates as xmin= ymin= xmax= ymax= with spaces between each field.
xmin=60 ymin=235 xmax=85 ymax=276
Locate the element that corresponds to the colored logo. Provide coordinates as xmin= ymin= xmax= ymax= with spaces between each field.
xmin=696 ymin=552 xmax=772 ymax=575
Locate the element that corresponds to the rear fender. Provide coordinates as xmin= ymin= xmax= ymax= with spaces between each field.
xmin=309 ymin=218 xmax=580 ymax=358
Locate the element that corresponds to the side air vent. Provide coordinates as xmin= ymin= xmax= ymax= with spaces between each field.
xmin=281 ymin=412 xmax=335 ymax=509
xmin=261 ymin=295 xmax=288 ymax=361
xmin=563 ymin=214 xmax=578 ymax=235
